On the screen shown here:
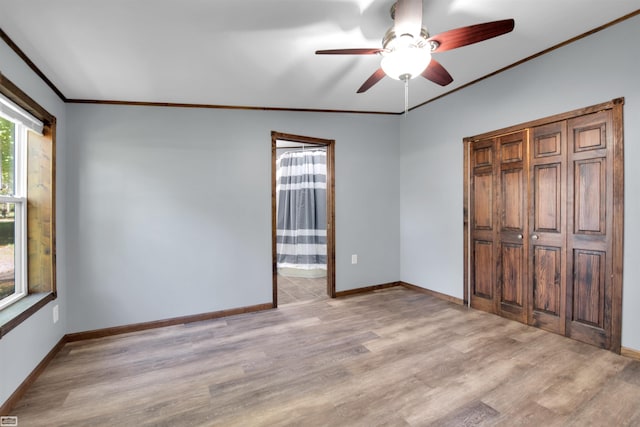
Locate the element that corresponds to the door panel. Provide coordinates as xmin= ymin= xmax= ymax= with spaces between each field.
xmin=501 ymin=138 xmax=523 ymax=162
xmin=474 ymin=145 xmax=493 ymax=166
xmin=566 ymin=110 xmax=614 ymax=349
xmin=497 ymin=132 xmax=527 ymax=322
xmin=474 ymin=172 xmax=494 ymax=229
xmin=501 ymin=169 xmax=523 ymax=230
xmin=533 ymin=133 xmax=562 ymax=158
xmin=533 ymin=246 xmax=561 ymax=316
xmin=501 ymin=243 xmax=524 ymax=309
xmin=573 ymin=122 xmax=607 ymax=152
xmin=572 ymin=249 xmax=606 ymax=328
xmin=532 ymin=243 xmax=564 ymax=333
xmin=470 ymin=139 xmax=498 ymax=313
xmin=474 ymin=240 xmax=494 ymax=299
xmin=529 ymin=122 xmax=566 ymax=334
xmin=534 ymin=164 xmax=560 ymax=232
xmin=574 ymin=159 xmax=605 ymax=234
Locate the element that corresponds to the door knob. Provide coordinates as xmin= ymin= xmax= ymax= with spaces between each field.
xmin=517 ymin=234 xmax=523 ymax=239
xmin=531 ymin=234 xmax=539 ymax=240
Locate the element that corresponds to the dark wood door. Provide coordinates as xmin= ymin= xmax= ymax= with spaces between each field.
xmin=497 ymin=131 xmax=528 ymax=323
xmin=470 ymin=138 xmax=498 ymax=314
xmin=464 ymin=99 xmax=624 ymax=353
xmin=565 ymin=110 xmax=615 ymax=349
xmin=528 ymin=122 xmax=567 ymax=335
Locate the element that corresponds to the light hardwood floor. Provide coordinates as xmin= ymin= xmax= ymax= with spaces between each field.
xmin=9 ymin=287 xmax=640 ymax=426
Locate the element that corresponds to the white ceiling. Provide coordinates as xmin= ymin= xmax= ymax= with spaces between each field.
xmin=1 ymin=1 xmax=639 ymax=113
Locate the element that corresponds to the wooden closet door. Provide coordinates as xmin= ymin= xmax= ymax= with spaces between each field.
xmin=464 ymin=99 xmax=623 ymax=353
xmin=566 ymin=110 xmax=614 ymax=349
xmin=497 ymin=131 xmax=528 ymax=323
xmin=470 ymin=138 xmax=498 ymax=314
xmin=528 ymin=122 xmax=567 ymax=335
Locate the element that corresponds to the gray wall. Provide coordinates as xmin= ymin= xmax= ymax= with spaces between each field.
xmin=65 ymin=105 xmax=401 ymax=332
xmin=0 ymin=41 xmax=68 ymax=404
xmin=400 ymin=15 xmax=640 ymax=349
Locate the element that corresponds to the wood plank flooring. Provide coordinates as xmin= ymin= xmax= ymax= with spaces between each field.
xmin=9 ymin=287 xmax=640 ymax=426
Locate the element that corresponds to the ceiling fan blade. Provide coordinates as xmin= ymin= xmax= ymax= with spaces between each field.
xmin=393 ymin=0 xmax=423 ymax=39
xmin=421 ymin=59 xmax=453 ymax=86
xmin=316 ymin=48 xmax=384 ymax=55
xmin=357 ymin=68 xmax=386 ymax=93
xmin=427 ymin=19 xmax=515 ymax=53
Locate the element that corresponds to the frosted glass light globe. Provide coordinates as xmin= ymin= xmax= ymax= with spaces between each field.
xmin=381 ymin=46 xmax=431 ymax=80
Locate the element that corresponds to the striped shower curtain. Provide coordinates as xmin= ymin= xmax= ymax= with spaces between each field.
xmin=276 ymin=150 xmax=327 ymax=271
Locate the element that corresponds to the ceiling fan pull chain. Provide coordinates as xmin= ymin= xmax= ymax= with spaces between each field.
xmin=404 ymin=77 xmax=409 ymax=116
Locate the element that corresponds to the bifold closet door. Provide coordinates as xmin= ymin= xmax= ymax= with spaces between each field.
xmin=470 ymin=132 xmax=530 ymax=320
xmin=470 ymin=138 xmax=498 ymax=314
xmin=528 ymin=122 xmax=567 ymax=335
xmin=565 ymin=110 xmax=615 ymax=349
xmin=465 ymin=99 xmax=623 ymax=352
xmin=497 ymin=131 xmax=528 ymax=323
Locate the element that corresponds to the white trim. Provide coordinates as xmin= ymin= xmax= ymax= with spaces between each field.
xmin=0 ymin=195 xmax=26 ymax=203
xmin=0 ymin=291 xmax=26 ymax=310
xmin=0 ymin=121 xmax=28 ymax=310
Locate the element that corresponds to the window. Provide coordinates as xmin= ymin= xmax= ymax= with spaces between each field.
xmin=0 ymin=113 xmax=27 ymax=309
xmin=0 ymin=74 xmax=55 ymax=338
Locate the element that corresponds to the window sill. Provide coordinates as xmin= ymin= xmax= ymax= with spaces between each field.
xmin=0 ymin=292 xmax=56 ymax=339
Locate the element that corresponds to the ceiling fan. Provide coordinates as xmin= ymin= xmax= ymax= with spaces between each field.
xmin=316 ymin=0 xmax=515 ymax=95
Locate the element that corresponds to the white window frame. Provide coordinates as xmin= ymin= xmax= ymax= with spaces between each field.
xmin=0 ymin=115 xmax=28 ymax=310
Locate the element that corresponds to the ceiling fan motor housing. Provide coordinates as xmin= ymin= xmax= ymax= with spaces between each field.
xmin=382 ymin=26 xmax=432 ymax=51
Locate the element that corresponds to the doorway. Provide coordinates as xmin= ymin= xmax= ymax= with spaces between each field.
xmin=271 ymin=131 xmax=335 ymax=307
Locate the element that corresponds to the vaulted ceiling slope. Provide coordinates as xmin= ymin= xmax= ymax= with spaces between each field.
xmin=1 ymin=1 xmax=639 ymax=113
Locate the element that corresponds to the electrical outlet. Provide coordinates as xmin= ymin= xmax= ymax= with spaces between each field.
xmin=53 ymin=304 xmax=59 ymax=324
xmin=351 ymin=254 xmax=358 ymax=264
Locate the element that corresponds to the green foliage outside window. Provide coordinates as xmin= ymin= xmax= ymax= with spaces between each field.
xmin=0 ymin=116 xmax=15 ymax=300
xmin=0 ymin=116 xmax=15 ymax=197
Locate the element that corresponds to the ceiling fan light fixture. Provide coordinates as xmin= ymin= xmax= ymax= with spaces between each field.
xmin=381 ymin=46 xmax=431 ymax=80
xmin=316 ymin=0 xmax=515 ymax=95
